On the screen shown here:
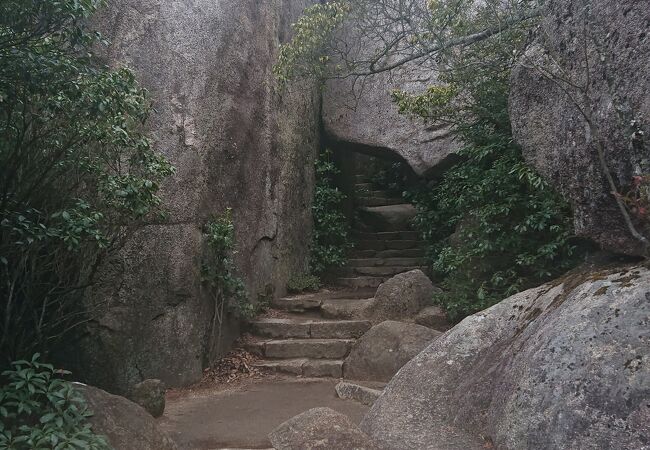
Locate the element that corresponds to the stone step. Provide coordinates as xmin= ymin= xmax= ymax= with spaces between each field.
xmin=246 ymin=338 xmax=355 ymax=359
xmin=353 ymin=231 xmax=420 ymax=241
xmin=349 ymin=248 xmax=427 ymax=259
xmin=250 ymin=318 xmax=371 ymax=339
xmin=356 ymin=240 xmax=425 ymax=251
xmin=347 ymin=257 xmax=426 ymax=267
xmin=253 ymin=358 xmax=344 ymax=378
xmin=354 ymin=183 xmax=373 ymax=191
xmin=356 ymin=197 xmax=404 ymax=207
xmin=320 ymin=298 xmax=375 ymax=320
xmin=334 ymin=276 xmax=386 ymax=289
xmin=335 ymin=266 xmax=426 ymax=277
xmin=354 ymin=174 xmax=368 ymax=182
xmin=335 ymin=381 xmax=385 ymax=406
xmin=271 ymin=289 xmax=375 ymax=312
xmin=357 ymin=204 xmax=417 ymax=232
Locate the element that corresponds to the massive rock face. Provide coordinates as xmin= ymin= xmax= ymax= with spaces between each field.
xmin=361 ymin=266 xmax=650 ymax=449
xmin=322 ymin=17 xmax=460 ymax=176
xmin=74 ymin=0 xmax=320 ymax=394
xmin=510 ymin=0 xmax=650 ymax=256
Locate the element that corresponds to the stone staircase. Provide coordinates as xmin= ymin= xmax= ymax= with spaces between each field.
xmin=333 ymin=173 xmax=428 ymax=289
xmin=245 ymin=173 xmax=430 ymax=378
xmin=246 ymin=289 xmax=375 ymax=378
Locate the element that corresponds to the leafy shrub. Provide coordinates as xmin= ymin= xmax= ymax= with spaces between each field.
xmin=0 ymin=354 xmax=109 ymax=450
xmin=393 ymin=19 xmax=581 ymax=321
xmin=310 ymin=150 xmax=353 ymax=274
xmin=287 ymin=274 xmax=322 ymax=294
xmin=0 ymin=0 xmax=173 ymax=364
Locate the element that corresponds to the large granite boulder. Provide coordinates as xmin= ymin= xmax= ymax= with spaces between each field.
xmin=69 ymin=1 xmax=321 ymax=394
xmin=510 ymin=0 xmax=650 ymax=256
xmin=361 ymin=266 xmax=650 ymax=449
xmin=78 ymin=384 xmax=178 ymax=450
xmin=322 ymin=10 xmax=460 ymax=177
xmin=344 ymin=321 xmax=441 ymax=382
xmin=269 ymin=407 xmax=380 ymax=450
xmin=368 ymin=270 xmax=439 ymax=323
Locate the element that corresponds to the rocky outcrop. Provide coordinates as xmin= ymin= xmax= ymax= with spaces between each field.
xmin=73 ymin=0 xmax=321 ymax=394
xmin=78 ymin=384 xmax=178 ymax=450
xmin=510 ymin=0 xmax=650 ymax=256
xmin=344 ymin=321 xmax=441 ymax=382
xmin=368 ymin=270 xmax=439 ymax=323
xmin=360 ymin=266 xmax=650 ymax=449
xmin=414 ymin=306 xmax=450 ymax=331
xmin=269 ymin=407 xmax=381 ymax=450
xmin=322 ymin=17 xmax=460 ymax=177
xmin=129 ymin=379 xmax=166 ymax=418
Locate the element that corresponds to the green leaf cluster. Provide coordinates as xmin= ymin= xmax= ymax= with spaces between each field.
xmin=286 ymin=273 xmax=322 ymax=294
xmin=201 ymin=209 xmax=254 ymax=321
xmin=310 ymin=150 xmax=353 ymax=274
xmin=0 ymin=354 xmax=109 ymax=450
xmin=0 ymin=0 xmax=173 ymax=363
xmin=273 ymin=1 xmax=350 ymax=83
xmin=393 ymin=10 xmax=581 ymax=322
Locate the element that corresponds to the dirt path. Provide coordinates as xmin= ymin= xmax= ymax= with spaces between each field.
xmin=158 ymin=377 xmax=370 ymax=449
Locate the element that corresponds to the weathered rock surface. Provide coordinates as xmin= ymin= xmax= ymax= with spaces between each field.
xmin=322 ymin=20 xmax=460 ymax=176
xmin=78 ymin=384 xmax=178 ymax=450
xmin=414 ymin=306 xmax=450 ymax=331
xmin=357 ymin=204 xmax=417 ymax=233
xmin=130 ymin=379 xmax=166 ymax=418
xmin=361 ymin=266 xmax=650 ymax=449
xmin=510 ymin=0 xmax=650 ymax=256
xmin=269 ymin=407 xmax=380 ymax=450
xmin=344 ymin=321 xmax=441 ymax=382
xmin=72 ymin=0 xmax=321 ymax=394
xmin=369 ymin=270 xmax=439 ymax=323
xmin=335 ymin=381 xmax=384 ymax=406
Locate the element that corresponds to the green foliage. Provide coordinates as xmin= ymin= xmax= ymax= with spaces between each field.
xmin=273 ymin=1 xmax=350 ymax=83
xmin=0 ymin=354 xmax=109 ymax=450
xmin=394 ymin=14 xmax=580 ymax=322
xmin=310 ymin=150 xmax=353 ymax=274
xmin=286 ymin=274 xmax=321 ymax=294
xmin=201 ymin=209 xmax=253 ymax=321
xmin=0 ymin=0 xmax=173 ymax=362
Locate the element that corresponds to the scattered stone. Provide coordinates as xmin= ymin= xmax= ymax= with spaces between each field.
xmin=369 ymin=270 xmax=440 ymax=323
xmin=130 ymin=379 xmax=166 ymax=418
xmin=335 ymin=381 xmax=383 ymax=406
xmin=344 ymin=321 xmax=441 ymax=382
xmin=414 ymin=306 xmax=450 ymax=331
xmin=269 ymin=407 xmax=380 ymax=450
xmin=361 ymin=266 xmax=650 ymax=449
xmin=78 ymin=384 xmax=178 ymax=450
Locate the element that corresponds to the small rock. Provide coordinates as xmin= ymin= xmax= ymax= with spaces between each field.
xmin=335 ymin=381 xmax=383 ymax=406
xmin=415 ymin=306 xmax=450 ymax=331
xmin=269 ymin=407 xmax=380 ymax=450
xmin=130 ymin=379 xmax=166 ymax=418
xmin=369 ymin=270 xmax=441 ymax=324
xmin=78 ymin=384 xmax=177 ymax=450
xmin=344 ymin=321 xmax=441 ymax=382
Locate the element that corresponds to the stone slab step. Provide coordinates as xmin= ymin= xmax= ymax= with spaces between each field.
xmin=334 ymin=276 xmax=386 ymax=289
xmin=247 ymin=338 xmax=355 ymax=359
xmin=354 ymin=183 xmax=373 ymax=191
xmin=250 ymin=319 xmax=371 ymax=339
xmin=335 ymin=266 xmax=425 ymax=277
xmin=320 ymin=298 xmax=375 ymax=320
xmin=271 ymin=289 xmax=376 ymax=311
xmin=356 ymin=240 xmax=425 ymax=251
xmin=353 ymin=231 xmax=420 ymax=241
xmin=253 ymin=358 xmax=344 ymax=378
xmin=347 ymin=257 xmax=426 ymax=267
xmin=349 ymin=248 xmax=426 ymax=259
xmin=356 ymin=197 xmax=404 ymax=207
xmin=335 ymin=381 xmax=384 ymax=406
